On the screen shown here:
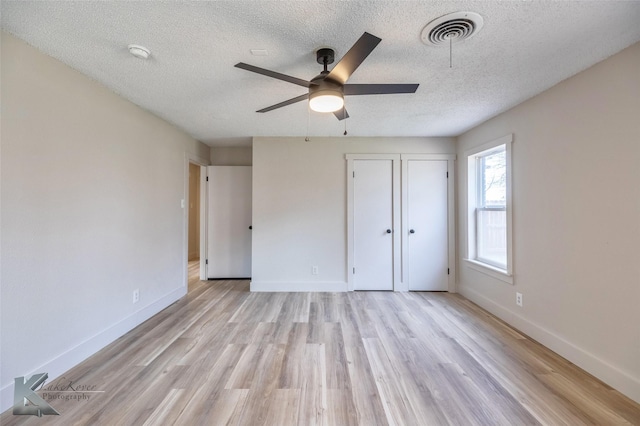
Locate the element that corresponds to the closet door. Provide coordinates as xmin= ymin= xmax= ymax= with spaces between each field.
xmin=406 ymin=160 xmax=448 ymax=291
xmin=207 ymin=166 xmax=252 ymax=278
xmin=353 ymin=159 xmax=395 ymax=290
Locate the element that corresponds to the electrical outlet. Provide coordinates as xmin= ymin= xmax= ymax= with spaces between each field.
xmin=133 ymin=289 xmax=139 ymax=304
xmin=312 ymin=266 xmax=319 ymax=275
xmin=516 ymin=292 xmax=523 ymax=307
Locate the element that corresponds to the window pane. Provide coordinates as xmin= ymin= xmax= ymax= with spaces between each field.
xmin=477 ymin=208 xmax=506 ymax=268
xmin=481 ymin=150 xmax=506 ymax=207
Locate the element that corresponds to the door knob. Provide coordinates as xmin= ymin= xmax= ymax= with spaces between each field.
xmin=386 ymin=229 xmax=392 ymax=234
xmin=249 ymin=226 xmax=252 ymax=230
xmin=409 ymin=229 xmax=415 ymax=234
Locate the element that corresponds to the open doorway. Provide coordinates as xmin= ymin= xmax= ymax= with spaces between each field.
xmin=187 ymin=162 xmax=201 ymax=292
xmin=188 ymin=162 xmax=201 ymax=263
xmin=186 ymin=159 xmax=207 ymax=293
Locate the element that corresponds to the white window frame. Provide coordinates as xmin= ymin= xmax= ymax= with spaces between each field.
xmin=464 ymin=134 xmax=513 ymax=284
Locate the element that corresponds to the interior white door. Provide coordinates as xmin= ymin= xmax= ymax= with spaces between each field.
xmin=207 ymin=166 xmax=252 ymax=278
xmin=407 ymin=160 xmax=448 ymax=291
xmin=353 ymin=160 xmax=394 ymax=290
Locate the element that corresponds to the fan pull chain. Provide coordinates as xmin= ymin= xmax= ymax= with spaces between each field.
xmin=344 ymin=109 xmax=348 ymax=136
xmin=449 ymin=36 xmax=453 ymax=68
xmin=305 ymin=103 xmax=311 ymax=142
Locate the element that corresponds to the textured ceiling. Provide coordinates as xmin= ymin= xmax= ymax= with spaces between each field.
xmin=2 ymin=1 xmax=639 ymax=147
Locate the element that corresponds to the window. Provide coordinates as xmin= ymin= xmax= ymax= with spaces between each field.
xmin=476 ymin=147 xmax=507 ymax=268
xmin=466 ymin=134 xmax=513 ymax=283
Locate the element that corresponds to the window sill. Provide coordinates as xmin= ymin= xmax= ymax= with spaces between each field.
xmin=464 ymin=259 xmax=514 ymax=284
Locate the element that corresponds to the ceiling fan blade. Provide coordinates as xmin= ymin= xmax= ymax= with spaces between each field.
xmin=326 ymin=32 xmax=382 ymax=85
xmin=256 ymin=94 xmax=309 ymax=113
xmin=344 ymin=83 xmax=419 ymax=96
xmin=235 ymin=63 xmax=313 ymax=88
xmin=333 ymin=108 xmax=349 ymax=121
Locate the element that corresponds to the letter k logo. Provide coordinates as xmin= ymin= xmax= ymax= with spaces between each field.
xmin=13 ymin=373 xmax=59 ymax=416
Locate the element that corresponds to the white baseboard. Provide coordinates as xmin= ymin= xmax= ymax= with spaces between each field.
xmin=0 ymin=286 xmax=186 ymax=414
xmin=459 ymin=285 xmax=640 ymax=404
xmin=250 ymin=281 xmax=348 ymax=292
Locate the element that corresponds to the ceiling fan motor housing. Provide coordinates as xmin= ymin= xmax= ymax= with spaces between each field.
xmin=310 ymin=73 xmax=343 ymax=95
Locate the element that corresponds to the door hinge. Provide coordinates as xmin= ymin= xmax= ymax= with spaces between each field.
xmin=353 ymin=267 xmax=355 ymax=274
xmin=353 ymin=171 xmax=355 ymax=178
xmin=446 ymin=172 xmax=449 ymax=178
xmin=206 ymin=176 xmax=209 ymax=182
xmin=206 ymin=259 xmax=208 ymax=265
xmin=447 ymin=268 xmax=450 ymax=275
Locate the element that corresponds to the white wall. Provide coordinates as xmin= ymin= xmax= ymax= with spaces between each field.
xmin=456 ymin=42 xmax=640 ymax=403
xmin=0 ymin=32 xmax=210 ymax=411
xmin=211 ymin=146 xmax=252 ymax=166
xmin=252 ymin=137 xmax=455 ymax=291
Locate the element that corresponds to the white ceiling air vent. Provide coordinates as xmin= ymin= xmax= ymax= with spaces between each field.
xmin=421 ymin=12 xmax=484 ymax=46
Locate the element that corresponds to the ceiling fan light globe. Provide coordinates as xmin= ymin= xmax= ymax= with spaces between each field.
xmin=309 ymin=92 xmax=344 ymax=113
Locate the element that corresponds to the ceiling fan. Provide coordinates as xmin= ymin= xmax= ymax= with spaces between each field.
xmin=235 ymin=32 xmax=419 ymax=120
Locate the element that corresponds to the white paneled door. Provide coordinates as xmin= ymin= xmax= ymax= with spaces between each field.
xmin=353 ymin=160 xmax=395 ymax=290
xmin=207 ymin=166 xmax=252 ymax=278
xmin=407 ymin=160 xmax=448 ymax=291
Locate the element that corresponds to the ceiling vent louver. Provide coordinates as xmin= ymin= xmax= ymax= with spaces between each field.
xmin=421 ymin=12 xmax=484 ymax=46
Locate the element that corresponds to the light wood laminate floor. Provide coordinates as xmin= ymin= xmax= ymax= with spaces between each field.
xmin=3 ymin=264 xmax=639 ymax=425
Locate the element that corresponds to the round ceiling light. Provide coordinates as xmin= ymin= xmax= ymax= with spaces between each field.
xmin=421 ymin=12 xmax=484 ymax=46
xmin=128 ymin=44 xmax=151 ymax=59
xmin=308 ymin=74 xmax=344 ymax=113
xmin=309 ymin=91 xmax=344 ymax=113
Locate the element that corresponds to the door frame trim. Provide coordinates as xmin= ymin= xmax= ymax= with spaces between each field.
xmin=346 ymin=154 xmax=401 ymax=291
xmin=400 ymin=154 xmax=457 ymax=292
